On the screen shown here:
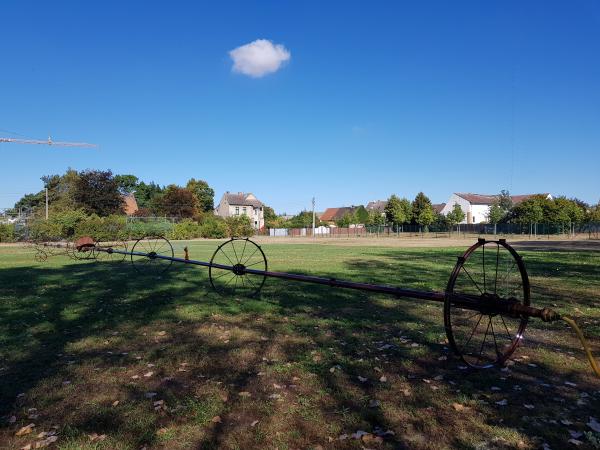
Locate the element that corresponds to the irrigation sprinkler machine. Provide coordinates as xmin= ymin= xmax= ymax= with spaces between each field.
xmin=34 ymin=236 xmax=599 ymax=377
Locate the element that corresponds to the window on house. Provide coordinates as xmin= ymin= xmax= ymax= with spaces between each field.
xmin=242 ymin=207 xmax=247 ymax=215
xmin=235 ymin=207 xmax=239 ymax=215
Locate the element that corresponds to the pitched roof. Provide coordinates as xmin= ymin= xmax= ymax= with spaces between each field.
xmin=320 ymin=207 xmax=356 ymax=221
xmin=455 ymin=193 xmax=498 ymax=205
xmin=366 ymin=200 xmax=387 ymax=212
xmin=510 ymin=194 xmax=550 ymax=204
xmin=222 ymin=192 xmax=263 ymax=207
xmin=432 ymin=203 xmax=446 ymax=213
xmin=455 ymin=193 xmax=550 ymax=206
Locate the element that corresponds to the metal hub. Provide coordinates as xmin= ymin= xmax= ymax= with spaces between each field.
xmin=232 ymin=263 xmax=246 ymax=275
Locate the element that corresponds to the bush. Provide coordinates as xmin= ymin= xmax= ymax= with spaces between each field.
xmin=200 ymin=217 xmax=228 ymax=239
xmin=225 ymin=216 xmax=255 ymax=237
xmin=75 ymin=214 xmax=127 ymax=241
xmin=169 ymin=219 xmax=203 ymax=240
xmin=124 ymin=220 xmax=173 ymax=239
xmin=0 ymin=223 xmax=16 ymax=242
xmin=29 ymin=209 xmax=88 ymax=240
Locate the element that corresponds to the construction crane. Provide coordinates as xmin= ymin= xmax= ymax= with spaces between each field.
xmin=1 ymin=133 xmax=98 ymax=219
xmin=0 ymin=136 xmax=97 ymax=148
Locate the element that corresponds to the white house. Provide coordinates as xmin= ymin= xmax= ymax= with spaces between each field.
xmin=215 ymin=191 xmax=265 ymax=230
xmin=440 ymin=193 xmax=552 ymax=224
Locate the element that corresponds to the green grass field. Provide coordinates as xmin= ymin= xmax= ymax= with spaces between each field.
xmin=1 ymin=240 xmax=599 ymax=449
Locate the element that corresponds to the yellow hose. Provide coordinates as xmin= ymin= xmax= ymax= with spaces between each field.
xmin=561 ymin=316 xmax=600 ymax=378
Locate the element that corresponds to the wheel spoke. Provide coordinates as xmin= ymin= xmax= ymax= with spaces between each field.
xmin=499 ymin=316 xmax=513 ymax=341
xmin=242 ymin=247 xmax=259 ymax=266
xmin=482 ymin=244 xmax=486 ymax=293
xmin=494 ymin=244 xmax=500 ymax=294
xmin=245 ymin=260 xmax=265 ymax=268
xmin=219 ymin=247 xmax=236 ymax=266
xmin=212 ymin=270 xmax=232 ymax=281
xmin=231 ymin=240 xmax=240 ymax=263
xmin=490 ymin=318 xmax=500 ymax=356
xmin=461 ymin=265 xmax=483 ymax=294
xmin=464 ymin=314 xmax=484 ymax=350
xmin=475 ymin=317 xmax=492 ymax=365
xmin=240 ymin=239 xmax=248 ymax=264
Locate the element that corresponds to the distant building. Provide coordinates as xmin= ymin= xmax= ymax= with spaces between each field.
xmin=216 ymin=191 xmax=264 ymax=229
xmin=122 ymin=194 xmax=139 ymax=216
xmin=319 ymin=206 xmax=357 ymax=224
xmin=440 ymin=193 xmax=552 ymax=224
xmin=366 ymin=200 xmax=387 ymax=213
xmin=432 ymin=203 xmax=446 ymax=214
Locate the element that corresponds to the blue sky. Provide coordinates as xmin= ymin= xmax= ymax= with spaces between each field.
xmin=1 ymin=0 xmax=599 ymax=213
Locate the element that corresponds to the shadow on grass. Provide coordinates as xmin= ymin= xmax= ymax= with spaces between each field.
xmin=0 ymin=247 xmax=598 ymax=449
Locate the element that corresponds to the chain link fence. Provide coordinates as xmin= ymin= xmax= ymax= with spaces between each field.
xmin=262 ymin=222 xmax=600 ymax=239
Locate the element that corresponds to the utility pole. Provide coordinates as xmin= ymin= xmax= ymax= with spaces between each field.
xmin=312 ymin=197 xmax=316 ymax=237
xmin=45 ymin=187 xmax=49 ymax=220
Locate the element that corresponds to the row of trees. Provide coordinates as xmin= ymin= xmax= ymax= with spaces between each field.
xmin=487 ymin=192 xmax=600 ymax=226
xmin=14 ymin=169 xmax=216 ymax=219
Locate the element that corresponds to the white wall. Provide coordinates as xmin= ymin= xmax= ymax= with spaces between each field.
xmin=440 ymin=194 xmax=491 ymax=224
xmin=471 ymin=204 xmax=490 ymax=224
xmin=216 ymin=197 xmax=264 ymax=229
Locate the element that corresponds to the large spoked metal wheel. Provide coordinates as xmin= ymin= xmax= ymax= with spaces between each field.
xmin=131 ymin=236 xmax=174 ymax=276
xmin=209 ymin=238 xmax=267 ymax=297
xmin=444 ymin=239 xmax=530 ymax=369
xmin=95 ymin=241 xmax=128 ymax=263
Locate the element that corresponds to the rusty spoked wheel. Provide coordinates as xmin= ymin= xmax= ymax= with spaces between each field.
xmin=444 ymin=239 xmax=530 ymax=369
xmin=34 ymin=247 xmax=48 ymax=262
xmin=95 ymin=241 xmax=128 ymax=263
xmin=209 ymin=238 xmax=267 ymax=297
xmin=131 ymin=236 xmax=174 ymax=276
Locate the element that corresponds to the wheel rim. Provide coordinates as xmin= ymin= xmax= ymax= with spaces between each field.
xmin=209 ymin=238 xmax=267 ymax=297
xmin=444 ymin=239 xmax=530 ymax=369
xmin=131 ymin=236 xmax=174 ymax=276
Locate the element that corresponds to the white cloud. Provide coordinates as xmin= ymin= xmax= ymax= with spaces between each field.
xmin=229 ymin=39 xmax=290 ymax=78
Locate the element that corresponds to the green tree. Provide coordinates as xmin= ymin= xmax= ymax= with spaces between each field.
xmin=412 ymin=192 xmax=434 ymax=230
xmin=511 ymin=198 xmax=544 ymax=226
xmin=186 ymin=178 xmax=214 ymax=212
xmin=366 ymin=209 xmax=386 ymax=226
xmin=385 ymin=195 xmax=405 ymax=226
xmin=225 ymin=215 xmax=254 ymax=237
xmin=135 ymin=181 xmax=164 ymax=211
xmin=587 ymin=203 xmax=600 ymax=222
xmin=114 ymin=174 xmax=139 ymax=194
xmin=73 ymin=170 xmax=123 ymax=216
xmin=498 ymin=190 xmax=513 ymax=211
xmin=336 ymin=212 xmax=356 ymax=227
xmin=354 ymin=205 xmax=369 ymax=224
xmin=487 ymin=200 xmax=506 ymax=234
xmin=263 ymin=206 xmax=278 ymax=228
xmin=159 ymin=185 xmax=198 ymax=218
xmin=288 ymin=211 xmax=319 ymax=228
xmin=446 ymin=203 xmax=465 ymax=232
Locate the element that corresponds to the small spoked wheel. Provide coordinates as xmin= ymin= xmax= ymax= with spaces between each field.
xmin=209 ymin=238 xmax=267 ymax=297
xmin=444 ymin=239 xmax=530 ymax=369
xmin=34 ymin=248 xmax=48 ymax=262
xmin=71 ymin=244 xmax=97 ymax=261
xmin=131 ymin=236 xmax=174 ymax=276
xmin=95 ymin=241 xmax=128 ymax=263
